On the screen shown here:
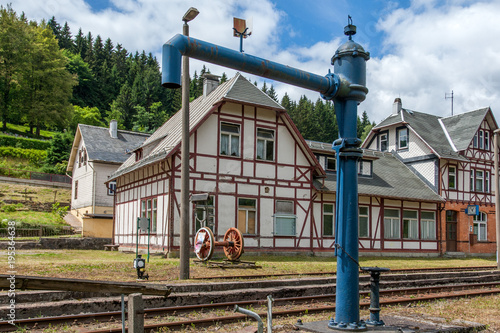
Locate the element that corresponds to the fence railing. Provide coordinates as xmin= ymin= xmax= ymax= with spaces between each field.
xmin=0 ymin=167 xmax=71 ymax=184
xmin=0 ymin=225 xmax=76 ymax=239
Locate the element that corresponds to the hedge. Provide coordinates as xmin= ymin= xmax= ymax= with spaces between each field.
xmin=0 ymin=134 xmax=50 ymax=150
xmin=0 ymin=147 xmax=47 ymax=165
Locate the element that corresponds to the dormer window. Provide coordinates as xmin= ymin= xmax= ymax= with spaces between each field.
xmin=397 ymin=127 xmax=408 ymax=150
xmin=379 ymin=132 xmax=388 ymax=152
xmin=135 ymin=148 xmax=143 ymax=162
xmin=326 ymin=157 xmax=336 ymax=172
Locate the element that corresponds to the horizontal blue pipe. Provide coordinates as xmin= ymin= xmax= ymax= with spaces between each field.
xmin=162 ymin=34 xmax=335 ymax=96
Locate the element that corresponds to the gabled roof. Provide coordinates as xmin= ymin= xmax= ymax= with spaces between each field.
xmin=367 ymin=105 xmax=495 ymax=161
xmin=440 ymin=107 xmax=491 ymax=151
xmin=312 ymin=147 xmax=444 ymax=203
xmin=67 ymin=124 xmax=150 ymax=172
xmin=110 ymin=73 xmax=315 ymax=180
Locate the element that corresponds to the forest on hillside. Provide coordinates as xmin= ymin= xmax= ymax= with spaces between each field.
xmin=0 ymin=5 xmax=375 ymax=145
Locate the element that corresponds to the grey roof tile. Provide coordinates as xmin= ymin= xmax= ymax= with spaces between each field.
xmin=440 ymin=108 xmax=490 ymax=151
xmin=310 ymin=146 xmax=444 ymax=202
xmin=79 ymin=124 xmax=150 ymax=164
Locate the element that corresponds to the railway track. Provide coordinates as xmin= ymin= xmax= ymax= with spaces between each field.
xmin=188 ymin=265 xmax=497 ymax=281
xmin=0 ymin=267 xmax=498 ymax=332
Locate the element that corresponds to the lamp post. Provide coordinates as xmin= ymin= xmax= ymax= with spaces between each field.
xmin=180 ymin=7 xmax=199 ymax=280
xmin=495 ymin=129 xmax=500 ymax=269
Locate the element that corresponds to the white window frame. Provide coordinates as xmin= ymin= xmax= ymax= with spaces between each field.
xmin=398 ymin=128 xmax=408 ymax=150
xmin=256 ymin=128 xmax=275 ymax=161
xmin=384 ymin=209 xmax=400 ymax=239
xmin=421 ymin=211 xmax=436 ymax=240
xmin=194 ymin=195 xmax=215 ymax=232
xmin=220 ymin=122 xmax=240 ymax=157
xmin=380 ymin=133 xmax=388 ymax=152
xmin=475 ymin=170 xmax=484 ymax=192
xmin=108 ymin=181 xmax=116 ymax=195
xmin=323 ymin=203 xmax=335 ymax=236
xmin=238 ymin=198 xmax=257 ymax=235
xmin=473 ymin=212 xmax=487 ymax=241
xmin=486 ymin=171 xmax=490 ymax=193
xmin=484 ymin=131 xmax=490 ymax=151
xmin=326 ymin=157 xmax=336 ymax=172
xmin=359 ymin=206 xmax=369 ymax=238
xmin=274 ymin=200 xmax=296 ymax=236
xmin=479 ymin=130 xmax=484 ymax=149
xmin=141 ymin=197 xmax=157 ymax=233
xmin=403 ymin=210 xmax=418 ymax=240
xmin=448 ymin=166 xmax=456 ymax=190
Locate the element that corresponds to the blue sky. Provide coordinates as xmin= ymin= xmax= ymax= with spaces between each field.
xmin=7 ymin=0 xmax=500 ymax=123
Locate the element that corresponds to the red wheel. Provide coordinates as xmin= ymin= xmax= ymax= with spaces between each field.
xmin=223 ymin=227 xmax=244 ymax=261
xmin=194 ymin=227 xmax=214 ymax=261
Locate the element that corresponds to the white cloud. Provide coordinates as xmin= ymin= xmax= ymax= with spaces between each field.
xmin=365 ymin=0 xmax=500 ymax=123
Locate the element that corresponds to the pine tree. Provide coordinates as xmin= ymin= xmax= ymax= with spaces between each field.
xmin=267 ymin=84 xmax=278 ymax=102
xmin=220 ymin=72 xmax=228 ymax=84
xmin=59 ymin=22 xmax=74 ymax=51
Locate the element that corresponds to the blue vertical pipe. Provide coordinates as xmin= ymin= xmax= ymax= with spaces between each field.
xmin=330 ymin=36 xmax=370 ymax=330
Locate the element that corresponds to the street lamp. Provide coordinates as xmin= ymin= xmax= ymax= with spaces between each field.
xmin=179 ymin=7 xmax=199 ymax=280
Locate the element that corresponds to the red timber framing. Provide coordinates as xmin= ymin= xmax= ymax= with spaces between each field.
xmin=112 ymin=100 xmax=321 ymax=254
xmin=312 ymin=194 xmax=439 ymax=254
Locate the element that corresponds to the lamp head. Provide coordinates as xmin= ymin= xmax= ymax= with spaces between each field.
xmin=183 ymin=7 xmax=199 ymax=22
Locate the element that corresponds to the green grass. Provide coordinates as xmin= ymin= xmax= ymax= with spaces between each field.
xmin=0 ymin=183 xmax=71 ymax=203
xmin=0 ymin=211 xmax=67 ymax=226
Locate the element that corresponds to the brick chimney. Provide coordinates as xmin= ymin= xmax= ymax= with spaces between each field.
xmin=392 ymin=98 xmax=402 ymax=115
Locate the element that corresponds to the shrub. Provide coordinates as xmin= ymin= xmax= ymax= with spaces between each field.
xmin=0 ymin=147 xmax=47 ymax=166
xmin=0 ymin=203 xmax=23 ymax=213
xmin=0 ymin=134 xmax=50 ymax=150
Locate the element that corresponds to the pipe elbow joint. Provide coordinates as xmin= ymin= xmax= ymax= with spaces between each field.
xmin=162 ymin=34 xmax=189 ymax=89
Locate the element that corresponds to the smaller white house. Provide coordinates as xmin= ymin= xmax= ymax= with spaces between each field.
xmin=67 ymin=122 xmax=150 ymax=237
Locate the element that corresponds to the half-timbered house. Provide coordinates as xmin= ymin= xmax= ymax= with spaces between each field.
xmin=363 ymin=98 xmax=498 ymax=255
xmin=109 ymin=74 xmax=446 ymax=256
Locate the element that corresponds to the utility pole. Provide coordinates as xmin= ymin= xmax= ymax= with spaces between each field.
xmin=494 ymin=129 xmax=500 ymax=269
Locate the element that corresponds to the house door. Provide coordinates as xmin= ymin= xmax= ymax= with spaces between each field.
xmin=445 ymin=210 xmax=458 ymax=252
xmin=446 ymin=222 xmax=457 ymax=252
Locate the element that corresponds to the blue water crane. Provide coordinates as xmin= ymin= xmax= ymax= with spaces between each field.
xmin=162 ymin=16 xmax=369 ymax=330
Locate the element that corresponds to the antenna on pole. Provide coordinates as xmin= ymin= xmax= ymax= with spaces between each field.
xmin=233 ymin=17 xmax=252 ymax=53
xmin=445 ymin=90 xmax=454 ymax=116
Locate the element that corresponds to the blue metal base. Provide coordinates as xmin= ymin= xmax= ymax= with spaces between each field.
xmin=365 ymin=319 xmax=385 ymax=326
xmin=328 ymin=318 xmax=367 ymax=331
